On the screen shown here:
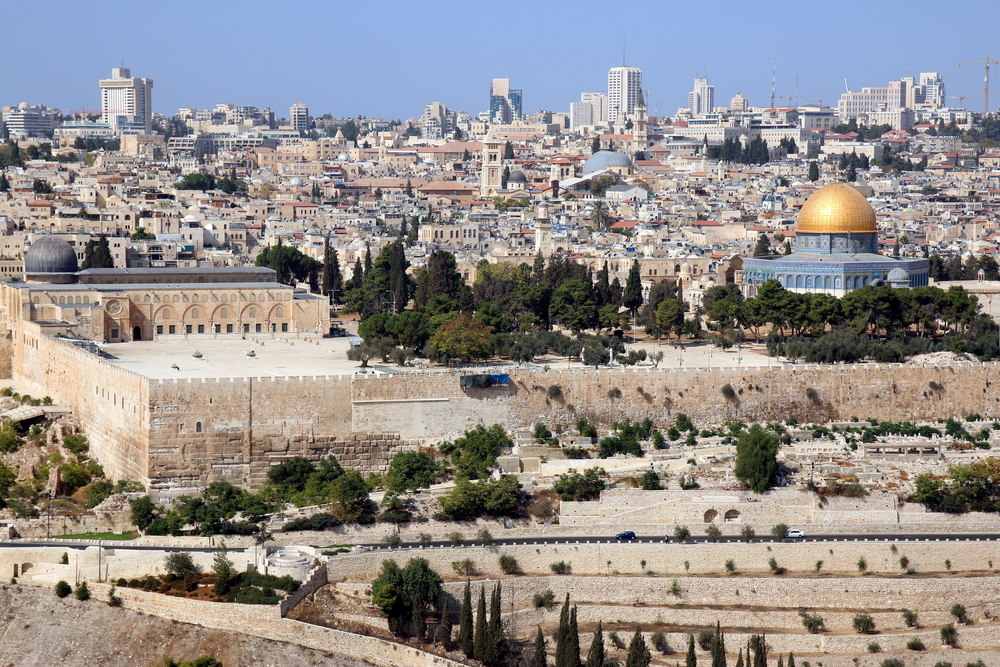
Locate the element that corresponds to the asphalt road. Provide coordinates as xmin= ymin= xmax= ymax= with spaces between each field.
xmin=2 ymin=532 xmax=996 ymax=554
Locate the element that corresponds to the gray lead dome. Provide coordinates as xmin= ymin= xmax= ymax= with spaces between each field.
xmin=25 ymin=236 xmax=79 ymax=274
xmin=583 ymin=149 xmax=633 ymax=175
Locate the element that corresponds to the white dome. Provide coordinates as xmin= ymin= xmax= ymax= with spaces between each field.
xmin=289 ymin=177 xmax=304 ymax=186
xmin=337 ymin=153 xmax=350 ymax=160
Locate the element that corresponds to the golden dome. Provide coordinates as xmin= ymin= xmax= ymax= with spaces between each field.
xmin=796 ymin=182 xmax=876 ymax=234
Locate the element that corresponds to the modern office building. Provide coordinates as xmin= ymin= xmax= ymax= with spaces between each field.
xmin=420 ymin=101 xmax=456 ymax=139
xmin=489 ymin=79 xmax=522 ymax=124
xmin=607 ymin=66 xmax=642 ymax=123
xmin=290 ymin=102 xmax=310 ymax=133
xmin=688 ymin=77 xmax=715 ymax=116
xmin=99 ymin=67 xmax=153 ymax=134
xmin=2 ymin=103 xmax=60 ymax=138
xmin=570 ymin=92 xmax=607 ymax=129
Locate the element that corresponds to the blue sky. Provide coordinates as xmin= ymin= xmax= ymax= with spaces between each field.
xmin=4 ymin=0 xmax=998 ymax=121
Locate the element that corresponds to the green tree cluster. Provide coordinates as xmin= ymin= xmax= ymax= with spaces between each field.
xmin=371 ymin=557 xmax=442 ymax=637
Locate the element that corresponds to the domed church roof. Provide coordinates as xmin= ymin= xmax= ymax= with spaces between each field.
xmin=25 ymin=236 xmax=79 ymax=274
xmin=508 ymin=170 xmax=527 ymax=183
xmin=796 ymin=183 xmax=877 ymax=234
xmin=583 ymin=150 xmax=633 ymax=175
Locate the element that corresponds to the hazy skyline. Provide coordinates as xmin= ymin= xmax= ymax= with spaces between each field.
xmin=4 ymin=0 xmax=998 ymax=121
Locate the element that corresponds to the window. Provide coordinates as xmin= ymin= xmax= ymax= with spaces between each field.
xmin=169 ymin=325 xmax=176 ymax=334
xmin=243 ymin=324 xmax=250 ymax=333
xmin=195 ymin=422 xmax=202 ymax=433
xmin=220 ymin=308 xmax=229 ymax=319
xmin=191 ymin=308 xmax=200 ymax=319
xmin=198 ymin=324 xmax=205 ymax=334
xmin=281 ymin=323 xmax=288 ymax=332
xmin=111 ymin=328 xmax=119 ymax=339
xmin=249 ymin=309 xmax=257 ymax=319
xmin=185 ymin=325 xmax=192 ymax=334
xmin=162 ymin=308 xmax=172 ymax=320
xmin=255 ymin=323 xmax=262 ymax=333
xmin=156 ymin=325 xmax=163 ymax=334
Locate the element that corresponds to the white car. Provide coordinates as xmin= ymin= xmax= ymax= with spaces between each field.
xmin=786 ymin=529 xmax=804 ymax=538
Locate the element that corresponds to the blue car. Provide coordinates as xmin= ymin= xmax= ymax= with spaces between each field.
xmin=616 ymin=531 xmax=636 ymax=540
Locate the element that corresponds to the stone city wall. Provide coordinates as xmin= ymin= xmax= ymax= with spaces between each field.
xmin=327 ymin=539 xmax=1000 ymax=584
xmin=352 ymin=363 xmax=1000 ymax=437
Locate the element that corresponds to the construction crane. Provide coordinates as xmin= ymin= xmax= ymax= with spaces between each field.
xmin=948 ymin=94 xmax=984 ymax=109
xmin=773 ymin=95 xmax=829 ymax=107
xmin=956 ymin=57 xmax=1000 ymax=114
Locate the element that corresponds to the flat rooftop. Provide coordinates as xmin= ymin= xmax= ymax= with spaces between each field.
xmin=102 ymin=336 xmax=361 ymax=380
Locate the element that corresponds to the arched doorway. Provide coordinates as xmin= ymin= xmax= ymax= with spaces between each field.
xmin=133 ymin=326 xmax=142 ymax=341
xmin=704 ymin=509 xmax=719 ymax=523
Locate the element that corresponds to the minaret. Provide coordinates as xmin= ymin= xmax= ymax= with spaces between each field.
xmin=535 ymin=202 xmax=552 ymax=256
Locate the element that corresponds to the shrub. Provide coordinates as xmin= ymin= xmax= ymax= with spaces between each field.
xmin=107 ymin=584 xmax=123 ymax=607
xmin=669 ymin=579 xmax=681 ymax=596
xmin=899 ymin=555 xmax=910 ymax=572
xmin=451 ymin=559 xmax=477 ymax=576
xmin=940 ymin=623 xmax=958 ymax=647
xmin=673 ymin=525 xmax=691 ymax=540
xmin=74 ymin=581 xmax=91 ymax=601
xmin=418 ymin=532 xmax=432 ymax=545
xmin=906 ymin=638 xmax=926 ymax=651
xmin=447 ymin=531 xmax=464 ymax=545
xmin=902 ymin=609 xmax=918 ymax=628
xmin=799 ymin=610 xmax=824 ymax=633
xmin=867 ymin=642 xmax=882 ymax=653
xmin=771 ymin=523 xmax=789 ymax=538
xmin=724 ymin=559 xmax=736 ymax=575
xmin=477 ymin=528 xmax=493 ymax=546
xmin=382 ymin=532 xmax=402 ymax=547
xmin=532 ymin=589 xmax=555 ymax=609
xmin=55 ymin=580 xmax=72 ymax=598
xmin=721 ymin=384 xmax=737 ymax=402
xmin=815 ymin=560 xmax=824 ymax=573
xmin=163 ymin=553 xmax=202 ymax=579
xmin=705 ymin=525 xmax=722 ymax=541
xmin=740 ymin=525 xmax=756 ymax=542
xmin=853 ymin=614 xmax=876 ymax=633
xmin=550 ymin=561 xmax=571 ymax=575
xmin=282 ymin=512 xmax=341 ymax=532
xmin=697 ymin=629 xmax=715 ymax=650
xmin=60 ymin=552 xmax=69 ymax=565
xmin=498 ymin=554 xmax=521 ymax=575
xmin=650 ymin=631 xmax=668 ymax=654
xmin=63 ymin=433 xmax=88 ymax=456
xmin=951 ymin=603 xmax=967 ymax=622
xmin=768 ymin=557 xmax=785 ymax=575
xmin=880 ymin=660 xmax=904 ymax=667
xmin=547 ymin=385 xmax=562 ymax=399
xmin=857 ymin=557 xmax=868 ymax=572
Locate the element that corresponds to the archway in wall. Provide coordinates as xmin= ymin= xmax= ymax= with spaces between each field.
xmin=133 ymin=326 xmax=142 ymax=341
xmin=704 ymin=509 xmax=718 ymax=523
xmin=724 ymin=509 xmax=740 ymax=522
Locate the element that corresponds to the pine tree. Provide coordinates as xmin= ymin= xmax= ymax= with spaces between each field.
xmin=438 ymin=597 xmax=452 ymax=648
xmin=625 ymin=628 xmax=650 ymax=667
xmin=458 ymin=581 xmax=474 ymax=657
xmin=807 ymin=162 xmax=819 ymax=182
xmin=686 ymin=634 xmax=697 ymax=667
xmin=585 ymin=621 xmax=604 ymax=667
xmin=534 ymin=627 xmax=548 ymax=667
xmin=474 ymin=586 xmax=488 ymax=661
xmin=623 ymin=259 xmax=643 ymax=316
xmin=752 ymin=233 xmax=772 ymax=257
xmin=412 ymin=582 xmax=426 ymax=640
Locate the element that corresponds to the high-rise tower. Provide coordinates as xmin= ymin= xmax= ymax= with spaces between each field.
xmin=100 ymin=67 xmax=153 ymax=134
xmin=489 ymin=79 xmax=522 ymax=124
xmin=290 ymin=102 xmax=310 ymax=133
xmin=688 ymin=77 xmax=715 ymax=115
xmin=608 ymin=66 xmax=642 ymax=123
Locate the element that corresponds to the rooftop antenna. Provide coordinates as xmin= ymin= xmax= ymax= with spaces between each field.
xmin=622 ymin=37 xmax=626 ymax=67
xmin=908 ymin=55 xmax=911 ymax=77
xmin=770 ymin=59 xmax=776 ymax=109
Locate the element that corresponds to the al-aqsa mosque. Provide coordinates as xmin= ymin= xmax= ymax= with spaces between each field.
xmin=742 ymin=182 xmax=929 ymax=296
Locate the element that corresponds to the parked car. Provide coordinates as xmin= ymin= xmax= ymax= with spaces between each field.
xmin=786 ymin=529 xmax=804 ymax=538
xmin=616 ymin=531 xmax=636 ymax=540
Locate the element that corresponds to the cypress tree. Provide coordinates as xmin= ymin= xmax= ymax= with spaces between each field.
xmin=777 ymin=656 xmax=783 ymax=667
xmin=484 ymin=582 xmax=504 ymax=666
xmin=458 ymin=581 xmax=474 ymax=657
xmin=622 ymin=259 xmax=643 ymax=316
xmin=585 ymin=621 xmax=604 ymax=667
xmin=807 ymin=161 xmax=819 ymax=182
xmin=0 ymin=173 xmax=9 ymax=192
xmin=686 ymin=634 xmax=697 ymax=667
xmin=786 ymin=652 xmax=794 ymax=667
xmin=554 ymin=594 xmax=570 ymax=667
xmin=438 ymin=596 xmax=452 ymax=649
xmin=735 ymin=649 xmax=744 ymax=667
xmin=566 ymin=606 xmax=580 ymax=667
xmin=712 ymin=622 xmax=726 ymax=667
xmin=474 ymin=586 xmax=488 ymax=661
xmin=412 ymin=582 xmax=426 ymax=640
xmin=364 ymin=243 xmax=373 ymax=275
xmin=534 ymin=627 xmax=548 ymax=667
xmin=350 ymin=257 xmax=364 ymax=290
xmin=625 ymin=627 xmax=650 ymax=667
